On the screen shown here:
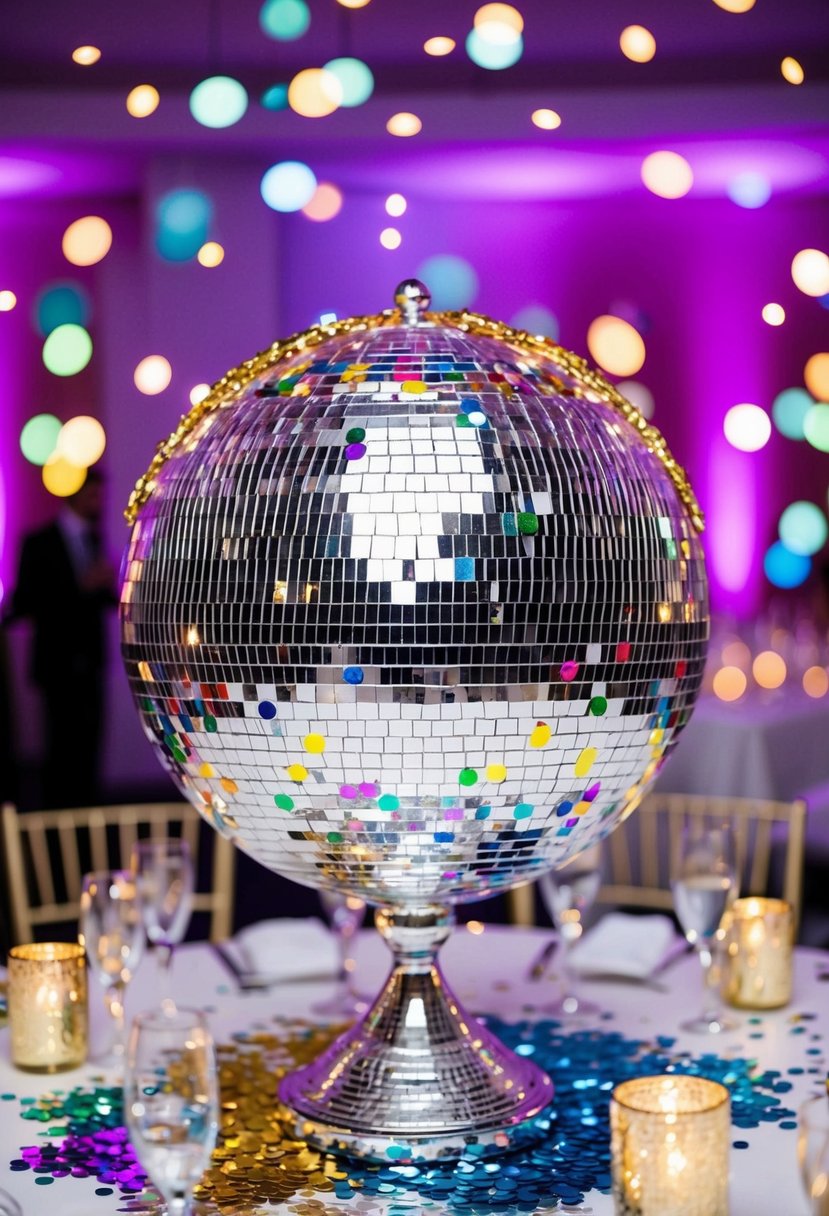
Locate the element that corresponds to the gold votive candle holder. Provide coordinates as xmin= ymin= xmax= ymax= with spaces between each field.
xmin=610 ymin=1074 xmax=730 ymax=1216
xmin=723 ymin=897 xmax=794 ymax=1010
xmin=8 ymin=942 xmax=88 ymax=1073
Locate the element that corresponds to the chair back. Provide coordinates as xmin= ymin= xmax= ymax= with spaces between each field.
xmin=1 ymin=801 xmax=235 ymax=945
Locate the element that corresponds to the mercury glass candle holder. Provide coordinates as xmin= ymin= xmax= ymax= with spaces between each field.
xmin=723 ymin=897 xmax=794 ymax=1010
xmin=610 ymin=1074 xmax=730 ymax=1216
xmin=8 ymin=943 xmax=87 ymax=1073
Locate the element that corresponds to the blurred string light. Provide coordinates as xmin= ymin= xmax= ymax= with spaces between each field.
xmin=619 ymin=25 xmax=656 ymax=63
xmin=753 ymin=650 xmax=786 ymax=689
xmin=288 ymin=68 xmax=342 ymax=117
xmin=0 ymin=290 xmax=17 ymax=311
xmin=259 ymin=0 xmax=310 ymax=39
xmin=134 ymin=355 xmax=172 ymax=395
xmin=510 ymin=304 xmax=559 ymax=340
xmin=803 ymin=666 xmax=829 ymax=698
xmin=805 ymin=353 xmax=829 ymax=401
xmin=302 ymin=183 xmax=343 ymax=221
xmin=586 ymin=315 xmax=645 ymax=376
xmin=616 ymin=379 xmax=655 ymax=419
xmin=72 ymin=46 xmax=101 ymax=65
xmin=20 ymin=414 xmax=62 ymax=465
xmin=126 ymin=85 xmax=160 ymax=117
xmin=261 ymin=161 xmax=317 ymax=211
xmin=43 ymin=455 xmax=86 ymax=497
xmin=323 ymin=57 xmax=374 ymax=106
xmin=380 ymin=227 xmax=402 ymax=250
xmin=416 ymin=254 xmax=478 ymax=310
xmin=791 ymin=248 xmax=829 ymax=297
xmin=197 ymin=241 xmax=224 ymax=267
xmin=804 ymin=403 xmax=829 ymax=451
xmin=762 ymin=302 xmax=785 ymax=326
xmin=385 ymin=193 xmax=407 ymax=217
xmin=532 ymin=108 xmax=561 ymax=130
xmin=764 ymin=540 xmax=811 ymax=588
xmin=57 ymin=415 xmax=106 ymax=466
xmin=778 ymin=500 xmax=828 ymax=555
xmin=190 ymin=383 xmax=211 ymax=405
xmin=711 ymin=0 xmax=755 ymax=10
xmin=641 ymin=151 xmax=693 ymax=198
xmin=62 ymin=215 xmax=112 ymax=266
xmin=424 ymin=37 xmax=455 ymax=55
xmin=155 ymin=188 xmax=212 ymax=261
xmin=42 ymin=323 xmax=92 ymax=376
xmin=712 ymin=666 xmax=747 ymax=702
xmin=723 ymin=402 xmax=771 ymax=451
xmin=261 ymin=83 xmax=289 ymax=110
xmin=189 ymin=76 xmax=248 ymax=128
xmin=727 ymin=171 xmax=771 ymax=208
xmin=36 ymin=283 xmax=89 ymax=335
xmin=772 ymin=386 xmax=813 ymax=439
xmin=386 ymin=112 xmax=421 ymax=136
xmin=781 ymin=56 xmax=804 ymax=84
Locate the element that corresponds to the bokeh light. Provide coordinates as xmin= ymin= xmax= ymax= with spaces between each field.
xmin=42 ymin=455 xmax=86 ymax=497
xmin=155 ymin=188 xmax=212 ymax=262
xmin=711 ymin=0 xmax=755 ymax=9
xmin=752 ymin=651 xmax=787 ymax=690
xmin=474 ymin=4 xmax=524 ymax=40
xmin=424 ymin=37 xmax=455 ymax=56
xmin=466 ymin=29 xmax=523 ymax=68
xmin=134 ymin=355 xmax=172 ymax=395
xmin=510 ymin=304 xmax=559 ymax=340
xmin=804 ymin=353 xmax=829 ymax=401
xmin=616 ymin=379 xmax=655 ymax=420
xmin=57 ymin=415 xmax=106 ymax=467
xmin=721 ymin=638 xmax=751 ymax=669
xmin=772 ymin=387 xmax=813 ymax=439
xmin=72 ymin=46 xmax=101 ymax=65
xmin=62 ymin=215 xmax=112 ymax=266
xmin=261 ymin=83 xmax=289 ymax=110
xmin=726 ymin=171 xmax=771 ymax=208
xmin=288 ymin=68 xmax=342 ymax=117
xmin=762 ymin=302 xmax=785 ymax=326
xmin=415 ymin=254 xmax=479 ymax=310
xmin=190 ymin=383 xmax=211 ymax=405
xmin=302 ymin=183 xmax=343 ymax=221
xmin=586 ymin=315 xmax=646 ymax=376
xmin=197 ymin=241 xmax=225 ymax=267
xmin=778 ymin=500 xmax=828 ymax=555
xmin=380 ymin=227 xmax=401 ymax=249
xmin=722 ymin=402 xmax=771 ymax=451
xmin=803 ymin=666 xmax=829 ymax=698
xmin=35 ymin=283 xmax=90 ymax=336
xmin=386 ymin=112 xmax=422 ymax=137
xmin=532 ymin=108 xmax=562 ymax=130
xmin=641 ymin=150 xmax=694 ymax=198
xmin=323 ymin=57 xmax=374 ymax=107
xmin=42 ymin=323 xmax=92 ymax=376
xmin=764 ymin=541 xmax=811 ymax=588
xmin=804 ymin=403 xmax=829 ymax=451
xmin=20 ymin=414 xmax=62 ymax=466
xmin=337 ymin=0 xmax=371 ymax=7
xmin=385 ymin=193 xmax=407 ymax=217
xmin=619 ymin=25 xmax=656 ymax=62
xmin=712 ymin=666 xmax=747 ymax=702
xmin=791 ymin=249 xmax=829 ymax=297
xmin=126 ymin=85 xmax=160 ymax=117
xmin=261 ymin=161 xmax=317 ymax=212
xmin=781 ymin=56 xmax=804 ymax=84
xmin=260 ymin=0 xmax=310 ymax=39
xmin=0 ymin=290 xmax=16 ymax=311
xmin=189 ymin=76 xmax=248 ymax=128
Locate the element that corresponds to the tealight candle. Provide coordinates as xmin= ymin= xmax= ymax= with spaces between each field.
xmin=8 ymin=942 xmax=88 ymax=1072
xmin=610 ymin=1074 xmax=730 ymax=1216
xmin=724 ymin=897 xmax=794 ymax=1010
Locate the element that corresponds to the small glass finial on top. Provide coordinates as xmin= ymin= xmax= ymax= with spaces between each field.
xmin=395 ymin=278 xmax=431 ymax=324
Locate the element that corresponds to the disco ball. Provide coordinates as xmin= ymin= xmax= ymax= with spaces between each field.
xmin=121 ymin=281 xmax=708 ymax=1161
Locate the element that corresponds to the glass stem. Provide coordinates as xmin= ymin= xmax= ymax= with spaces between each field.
xmin=697 ymin=942 xmax=721 ymax=1020
xmin=156 ymin=943 xmax=174 ymax=977
xmin=105 ymin=982 xmax=126 ymax=1054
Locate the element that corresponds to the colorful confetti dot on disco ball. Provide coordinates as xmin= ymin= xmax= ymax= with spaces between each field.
xmin=323 ymin=57 xmax=374 ymax=106
xmin=20 ymin=413 xmax=62 ymax=465
xmin=779 ymin=501 xmax=828 ymax=556
xmin=772 ymin=387 xmax=813 ymax=440
xmin=42 ymin=323 xmax=92 ymax=376
xmin=35 ymin=282 xmax=90 ymax=336
xmin=261 ymin=162 xmax=317 ymax=212
xmin=189 ymin=76 xmax=248 ymax=129
xmin=415 ymin=255 xmax=478 ymax=309
xmin=260 ymin=0 xmax=310 ymax=40
xmin=764 ymin=541 xmax=811 ymax=589
xmin=510 ymin=305 xmax=559 ymax=341
xmin=155 ymin=188 xmax=213 ymax=261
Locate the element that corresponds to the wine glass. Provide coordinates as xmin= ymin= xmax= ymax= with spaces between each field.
xmin=78 ymin=870 xmax=144 ymax=1066
xmin=537 ymin=844 xmax=602 ymax=1017
xmin=798 ymin=1094 xmax=829 ymax=1216
xmin=671 ymin=823 xmax=738 ymax=1034
xmin=131 ymin=838 xmax=194 ymax=987
xmin=313 ymin=891 xmax=368 ymax=1018
xmin=124 ymin=1007 xmax=219 ymax=1216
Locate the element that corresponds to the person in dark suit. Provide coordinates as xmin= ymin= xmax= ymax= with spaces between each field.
xmin=7 ymin=468 xmax=116 ymax=808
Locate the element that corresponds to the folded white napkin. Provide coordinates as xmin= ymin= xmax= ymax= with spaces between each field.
xmin=568 ymin=912 xmax=685 ymax=980
xmin=224 ymin=917 xmax=340 ymax=983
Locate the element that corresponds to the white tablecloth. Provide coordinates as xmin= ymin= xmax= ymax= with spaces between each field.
xmin=1 ymin=926 xmax=826 ymax=1216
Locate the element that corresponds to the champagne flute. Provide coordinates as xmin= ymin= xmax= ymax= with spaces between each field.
xmin=78 ymin=870 xmax=144 ymax=1066
xmin=671 ymin=823 xmax=738 ymax=1034
xmin=537 ymin=845 xmax=602 ymax=1017
xmin=131 ymin=838 xmax=194 ymax=988
xmin=124 ymin=1007 xmax=219 ymax=1216
xmin=313 ymin=891 xmax=368 ymax=1018
xmin=798 ymin=1094 xmax=829 ymax=1216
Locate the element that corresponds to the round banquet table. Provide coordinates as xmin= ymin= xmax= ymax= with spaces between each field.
xmin=1 ymin=925 xmax=826 ymax=1216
